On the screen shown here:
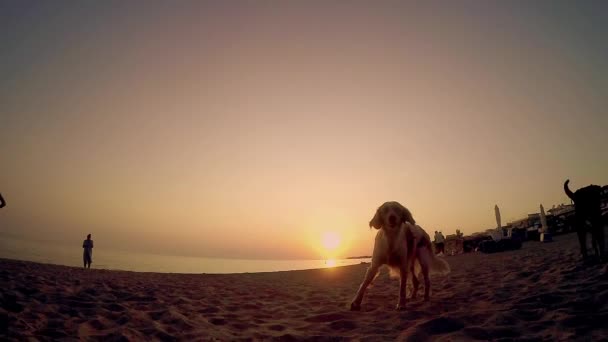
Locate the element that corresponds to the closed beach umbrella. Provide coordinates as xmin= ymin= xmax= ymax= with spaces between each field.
xmin=495 ymin=205 xmax=501 ymax=229
xmin=492 ymin=205 xmax=503 ymax=241
xmin=540 ymin=204 xmax=548 ymax=234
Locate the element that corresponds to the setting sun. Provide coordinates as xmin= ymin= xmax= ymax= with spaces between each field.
xmin=321 ymin=232 xmax=341 ymax=251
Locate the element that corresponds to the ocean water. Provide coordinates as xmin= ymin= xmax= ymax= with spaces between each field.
xmin=0 ymin=236 xmax=370 ymax=274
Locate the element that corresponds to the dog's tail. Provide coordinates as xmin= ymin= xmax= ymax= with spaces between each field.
xmin=428 ymin=253 xmax=451 ymax=275
xmin=564 ymin=179 xmax=575 ymax=201
xmin=410 ymin=252 xmax=451 ymax=278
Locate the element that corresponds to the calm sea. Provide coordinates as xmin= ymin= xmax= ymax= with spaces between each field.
xmin=0 ymin=236 xmax=370 ymax=274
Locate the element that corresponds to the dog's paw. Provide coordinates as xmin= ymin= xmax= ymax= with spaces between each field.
xmin=395 ymin=304 xmax=406 ymax=311
xmin=350 ymin=302 xmax=361 ymax=311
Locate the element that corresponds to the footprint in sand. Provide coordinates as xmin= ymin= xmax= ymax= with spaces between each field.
xmin=139 ymin=327 xmax=174 ymax=341
xmin=85 ymin=318 xmax=109 ymax=330
xmin=268 ymin=324 xmax=286 ymax=331
xmin=491 ymin=312 xmax=519 ymax=326
xmin=304 ymin=312 xmax=346 ymax=323
xmin=463 ymin=327 xmax=490 ymax=340
xmin=527 ymin=320 xmax=555 ymax=333
xmin=104 ymin=303 xmax=127 ymax=312
xmin=57 ymin=306 xmax=79 ymax=317
xmin=485 ymin=327 xmax=521 ymax=339
xmin=241 ymin=303 xmax=261 ymax=310
xmin=560 ymin=313 xmax=605 ymax=329
xmin=115 ymin=314 xmax=130 ymax=326
xmin=417 ymin=316 xmax=465 ymax=335
xmin=516 ymin=292 xmax=564 ymax=308
xmin=512 ymin=308 xmax=544 ymax=322
xmin=199 ymin=306 xmax=220 ymax=314
xmin=229 ymin=322 xmax=252 ymax=330
xmin=36 ymin=328 xmax=70 ymax=339
xmin=147 ymin=310 xmax=167 ymax=320
xmin=209 ymin=317 xmax=227 ymax=325
xmin=329 ymin=319 xmax=358 ymax=331
xmin=2 ymin=294 xmax=24 ymax=313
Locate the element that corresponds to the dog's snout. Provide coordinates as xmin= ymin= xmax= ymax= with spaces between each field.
xmin=388 ymin=215 xmax=397 ymax=225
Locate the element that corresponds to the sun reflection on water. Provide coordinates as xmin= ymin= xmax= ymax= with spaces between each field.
xmin=324 ymin=259 xmax=337 ymax=267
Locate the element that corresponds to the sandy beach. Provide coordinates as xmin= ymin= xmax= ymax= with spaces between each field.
xmin=2 ymin=233 xmax=606 ymax=341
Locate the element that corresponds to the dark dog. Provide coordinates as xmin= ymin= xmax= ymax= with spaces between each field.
xmin=564 ymin=179 xmax=604 ymax=260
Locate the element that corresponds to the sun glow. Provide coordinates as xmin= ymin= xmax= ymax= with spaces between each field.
xmin=307 ymin=219 xmax=354 ymax=259
xmin=321 ymin=231 xmax=341 ymax=251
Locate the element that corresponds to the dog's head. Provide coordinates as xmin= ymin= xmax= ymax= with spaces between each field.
xmin=369 ymin=201 xmax=416 ymax=231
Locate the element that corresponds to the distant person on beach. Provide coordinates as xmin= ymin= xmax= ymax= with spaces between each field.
xmin=0 ymin=193 xmax=6 ymax=208
xmin=434 ymin=231 xmax=445 ymax=255
xmin=82 ymin=234 xmax=94 ymax=269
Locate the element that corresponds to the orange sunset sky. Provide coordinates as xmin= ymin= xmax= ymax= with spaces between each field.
xmin=1 ymin=1 xmax=607 ymax=259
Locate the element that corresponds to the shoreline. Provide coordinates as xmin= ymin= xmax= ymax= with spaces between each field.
xmin=0 ymin=235 xmax=372 ymax=274
xmin=0 ymin=257 xmax=371 ymax=276
xmin=0 ymin=257 xmax=372 ymax=276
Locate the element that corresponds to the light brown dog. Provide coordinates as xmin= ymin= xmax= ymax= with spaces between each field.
xmin=350 ymin=201 xmax=450 ymax=311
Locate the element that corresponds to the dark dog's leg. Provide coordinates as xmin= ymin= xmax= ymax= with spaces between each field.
xmin=397 ymin=264 xmax=408 ymax=310
xmin=592 ymin=235 xmax=599 ymax=258
xmin=576 ymin=225 xmax=588 ymax=259
xmin=591 ymin=216 xmax=605 ymax=261
xmin=350 ymin=264 xmax=380 ymax=311
xmin=598 ymin=223 xmax=606 ymax=261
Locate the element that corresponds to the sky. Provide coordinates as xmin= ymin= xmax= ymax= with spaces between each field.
xmin=1 ymin=1 xmax=607 ymax=260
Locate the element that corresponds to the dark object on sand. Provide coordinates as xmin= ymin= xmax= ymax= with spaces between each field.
xmin=479 ymin=238 xmax=522 ymax=254
xmin=564 ymin=179 xmax=604 ymax=260
xmin=540 ymin=232 xmax=553 ymax=243
xmin=0 ymin=193 xmax=5 ymax=208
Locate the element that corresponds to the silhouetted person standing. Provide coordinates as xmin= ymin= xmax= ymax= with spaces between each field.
xmin=434 ymin=231 xmax=445 ymax=255
xmin=83 ymin=234 xmax=94 ymax=269
xmin=0 ymin=193 xmax=6 ymax=208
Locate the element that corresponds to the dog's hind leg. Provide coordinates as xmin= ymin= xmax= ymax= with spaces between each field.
xmin=591 ymin=216 xmax=605 ymax=261
xmin=416 ymin=250 xmax=432 ymax=301
xmin=576 ymin=226 xmax=588 ymax=259
xmin=421 ymin=262 xmax=430 ymax=302
xmin=397 ymin=264 xmax=408 ymax=310
xmin=597 ymin=225 xmax=606 ymax=261
xmin=350 ymin=264 xmax=380 ymax=311
xmin=592 ymin=235 xmax=599 ymax=258
xmin=410 ymin=264 xmax=420 ymax=300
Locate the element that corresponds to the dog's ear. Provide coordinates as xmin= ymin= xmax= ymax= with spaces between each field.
xmin=369 ymin=207 xmax=383 ymax=229
xmin=398 ymin=203 xmax=416 ymax=225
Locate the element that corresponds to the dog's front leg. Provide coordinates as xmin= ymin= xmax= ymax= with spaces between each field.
xmin=350 ymin=264 xmax=380 ymax=311
xmin=397 ymin=264 xmax=408 ymax=310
